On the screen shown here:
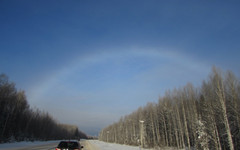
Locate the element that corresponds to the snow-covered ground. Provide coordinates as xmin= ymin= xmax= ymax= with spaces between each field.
xmin=88 ymin=140 xmax=153 ymax=150
xmin=88 ymin=140 xmax=183 ymax=150
xmin=0 ymin=140 xmax=59 ymax=149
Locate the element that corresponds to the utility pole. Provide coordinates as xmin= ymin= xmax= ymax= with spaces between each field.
xmin=139 ymin=120 xmax=144 ymax=148
xmin=107 ymin=131 xmax=109 ymax=143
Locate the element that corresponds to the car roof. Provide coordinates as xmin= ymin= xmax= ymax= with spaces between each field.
xmin=59 ymin=140 xmax=79 ymax=142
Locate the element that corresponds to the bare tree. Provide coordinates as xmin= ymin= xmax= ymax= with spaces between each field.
xmin=210 ymin=68 xmax=234 ymax=150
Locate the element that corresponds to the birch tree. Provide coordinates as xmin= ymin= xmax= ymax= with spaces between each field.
xmin=210 ymin=68 xmax=234 ymax=150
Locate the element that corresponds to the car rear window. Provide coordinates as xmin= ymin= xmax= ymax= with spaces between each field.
xmin=58 ymin=141 xmax=79 ymax=148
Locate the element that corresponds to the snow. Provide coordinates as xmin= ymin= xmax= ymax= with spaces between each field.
xmin=88 ymin=140 xmax=154 ymax=150
xmin=0 ymin=140 xmax=182 ymax=150
xmin=0 ymin=140 xmax=59 ymax=149
xmin=88 ymin=140 xmax=184 ymax=150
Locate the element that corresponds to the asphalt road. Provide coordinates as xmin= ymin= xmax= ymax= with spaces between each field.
xmin=0 ymin=142 xmax=58 ymax=150
xmin=4 ymin=142 xmax=58 ymax=150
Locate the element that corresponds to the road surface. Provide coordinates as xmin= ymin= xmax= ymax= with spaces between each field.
xmin=0 ymin=142 xmax=58 ymax=150
xmin=82 ymin=140 xmax=100 ymax=150
xmin=0 ymin=140 xmax=99 ymax=150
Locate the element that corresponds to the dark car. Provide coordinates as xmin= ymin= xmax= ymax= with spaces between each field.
xmin=55 ymin=141 xmax=83 ymax=150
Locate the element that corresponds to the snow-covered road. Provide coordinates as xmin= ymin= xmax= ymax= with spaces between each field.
xmin=0 ymin=140 xmax=181 ymax=150
xmin=0 ymin=140 xmax=154 ymax=150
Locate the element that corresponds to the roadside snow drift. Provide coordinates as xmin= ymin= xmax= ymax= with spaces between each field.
xmin=88 ymin=140 xmax=153 ymax=150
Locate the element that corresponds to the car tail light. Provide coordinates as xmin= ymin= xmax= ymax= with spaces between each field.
xmin=55 ymin=148 xmax=60 ymax=150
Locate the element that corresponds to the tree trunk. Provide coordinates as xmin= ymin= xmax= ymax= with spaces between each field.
xmin=181 ymin=100 xmax=191 ymax=150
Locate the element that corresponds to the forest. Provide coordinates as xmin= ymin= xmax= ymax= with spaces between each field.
xmin=99 ymin=67 xmax=240 ymax=150
xmin=0 ymin=74 xmax=87 ymax=143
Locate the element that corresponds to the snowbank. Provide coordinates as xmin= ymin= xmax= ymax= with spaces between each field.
xmin=88 ymin=140 xmax=154 ymax=150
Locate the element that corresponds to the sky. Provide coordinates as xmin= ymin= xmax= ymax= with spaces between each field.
xmin=0 ymin=0 xmax=240 ymax=136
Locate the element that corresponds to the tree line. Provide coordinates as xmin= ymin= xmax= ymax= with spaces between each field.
xmin=0 ymin=74 xmax=87 ymax=143
xmin=99 ymin=67 xmax=240 ymax=150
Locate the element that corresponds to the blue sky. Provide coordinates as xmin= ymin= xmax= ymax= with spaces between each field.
xmin=1 ymin=0 xmax=240 ymax=135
